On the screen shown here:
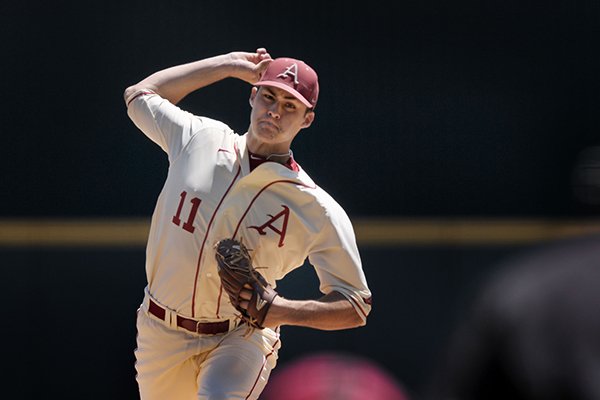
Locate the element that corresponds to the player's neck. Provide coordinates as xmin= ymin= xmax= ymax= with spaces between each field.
xmin=248 ymin=148 xmax=292 ymax=163
xmin=246 ymin=136 xmax=292 ymax=164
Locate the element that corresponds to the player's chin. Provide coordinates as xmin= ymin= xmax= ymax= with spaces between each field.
xmin=256 ymin=125 xmax=280 ymax=140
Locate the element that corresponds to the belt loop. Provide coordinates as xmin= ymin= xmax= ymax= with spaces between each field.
xmin=229 ymin=318 xmax=238 ymax=332
xmin=165 ymin=307 xmax=177 ymax=329
xmin=143 ymin=287 xmax=151 ymax=313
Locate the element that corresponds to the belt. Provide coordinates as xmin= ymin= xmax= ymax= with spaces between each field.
xmin=148 ymin=298 xmax=230 ymax=335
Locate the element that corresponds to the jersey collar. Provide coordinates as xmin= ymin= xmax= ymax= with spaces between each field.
xmin=237 ymin=133 xmax=299 ymax=174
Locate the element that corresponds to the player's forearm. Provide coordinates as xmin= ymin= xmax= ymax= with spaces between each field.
xmin=124 ymin=54 xmax=235 ymax=105
xmin=267 ymin=291 xmax=365 ymax=331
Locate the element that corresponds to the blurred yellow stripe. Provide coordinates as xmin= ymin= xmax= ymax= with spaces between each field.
xmin=0 ymin=218 xmax=599 ymax=247
xmin=0 ymin=219 xmax=150 ymax=247
xmin=352 ymin=218 xmax=600 ymax=246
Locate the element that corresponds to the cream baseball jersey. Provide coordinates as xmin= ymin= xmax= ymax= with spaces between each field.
xmin=126 ymin=90 xmax=372 ymax=323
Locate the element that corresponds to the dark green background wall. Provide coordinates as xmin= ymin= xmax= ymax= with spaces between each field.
xmin=2 ymin=0 xmax=599 ymax=218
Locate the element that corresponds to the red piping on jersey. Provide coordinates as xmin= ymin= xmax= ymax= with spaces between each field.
xmin=191 ymin=165 xmax=241 ymax=318
xmin=215 ymin=284 xmax=224 ymax=318
xmin=245 ymin=339 xmax=280 ymax=399
xmin=126 ymin=89 xmax=156 ymax=107
xmin=216 ymin=179 xmax=315 ymax=317
xmin=232 ymin=180 xmax=315 ymax=239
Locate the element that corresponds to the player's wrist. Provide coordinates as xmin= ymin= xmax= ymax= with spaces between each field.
xmin=262 ymin=295 xmax=289 ymax=328
xmin=223 ymin=52 xmax=264 ymax=83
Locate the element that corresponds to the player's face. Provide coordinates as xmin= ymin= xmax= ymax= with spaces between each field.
xmin=247 ymin=86 xmax=314 ymax=154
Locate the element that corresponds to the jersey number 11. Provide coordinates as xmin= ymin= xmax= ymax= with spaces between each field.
xmin=172 ymin=190 xmax=202 ymax=234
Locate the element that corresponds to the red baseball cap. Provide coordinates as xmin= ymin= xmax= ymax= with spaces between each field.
xmin=255 ymin=57 xmax=319 ymax=109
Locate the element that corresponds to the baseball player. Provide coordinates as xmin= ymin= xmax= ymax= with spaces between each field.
xmin=124 ymin=48 xmax=372 ymax=400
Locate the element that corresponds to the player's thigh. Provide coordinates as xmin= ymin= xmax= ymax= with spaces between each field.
xmin=135 ymin=310 xmax=202 ymax=400
xmin=197 ymin=326 xmax=281 ymax=400
xmin=137 ymin=358 xmax=199 ymax=400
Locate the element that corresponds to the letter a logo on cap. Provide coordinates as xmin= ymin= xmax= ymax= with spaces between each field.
xmin=277 ymin=63 xmax=299 ymax=84
xmin=255 ymin=57 xmax=319 ymax=108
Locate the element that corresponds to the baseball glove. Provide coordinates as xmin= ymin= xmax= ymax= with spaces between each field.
xmin=214 ymin=238 xmax=279 ymax=330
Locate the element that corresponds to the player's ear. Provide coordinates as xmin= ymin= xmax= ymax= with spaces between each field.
xmin=301 ymin=110 xmax=315 ymax=129
xmin=249 ymin=87 xmax=258 ymax=107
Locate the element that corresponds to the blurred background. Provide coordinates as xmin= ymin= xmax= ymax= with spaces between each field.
xmin=2 ymin=0 xmax=600 ymax=398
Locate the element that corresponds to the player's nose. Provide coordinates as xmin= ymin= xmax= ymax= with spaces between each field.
xmin=267 ymin=109 xmax=280 ymax=119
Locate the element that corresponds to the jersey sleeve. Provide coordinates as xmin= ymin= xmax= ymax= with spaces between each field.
xmin=307 ymin=200 xmax=372 ymax=323
xmin=126 ymin=89 xmax=205 ymax=161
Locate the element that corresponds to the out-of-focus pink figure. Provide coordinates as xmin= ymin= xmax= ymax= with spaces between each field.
xmin=261 ymin=352 xmax=410 ymax=400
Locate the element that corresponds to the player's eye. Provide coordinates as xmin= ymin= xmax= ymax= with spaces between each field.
xmin=284 ymin=103 xmax=297 ymax=111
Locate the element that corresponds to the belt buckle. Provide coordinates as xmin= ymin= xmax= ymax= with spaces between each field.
xmin=195 ymin=320 xmax=203 ymax=334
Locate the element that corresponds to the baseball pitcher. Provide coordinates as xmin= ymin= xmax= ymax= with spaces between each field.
xmin=124 ymin=48 xmax=372 ymax=400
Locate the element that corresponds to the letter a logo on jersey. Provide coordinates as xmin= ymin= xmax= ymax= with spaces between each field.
xmin=248 ymin=205 xmax=290 ymax=247
xmin=277 ymin=63 xmax=299 ymax=84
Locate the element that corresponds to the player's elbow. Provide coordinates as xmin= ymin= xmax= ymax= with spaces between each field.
xmin=354 ymin=312 xmax=368 ymax=328
xmin=123 ymin=85 xmax=139 ymax=106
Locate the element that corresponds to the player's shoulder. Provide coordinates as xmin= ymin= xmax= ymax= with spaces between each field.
xmin=248 ymin=162 xmax=349 ymax=219
xmin=314 ymin=185 xmax=349 ymax=216
xmin=296 ymin=169 xmax=351 ymax=221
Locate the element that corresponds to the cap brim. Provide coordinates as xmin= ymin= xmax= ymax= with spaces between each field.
xmin=254 ymin=81 xmax=313 ymax=108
